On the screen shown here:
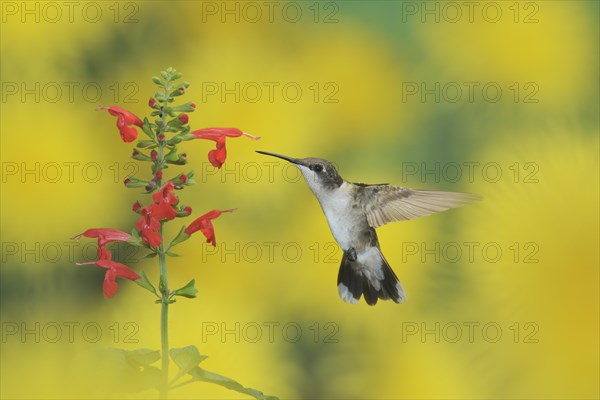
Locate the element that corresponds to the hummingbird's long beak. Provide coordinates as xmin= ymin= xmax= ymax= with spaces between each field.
xmin=256 ymin=150 xmax=304 ymax=166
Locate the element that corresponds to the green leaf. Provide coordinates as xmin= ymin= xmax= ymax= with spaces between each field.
xmin=167 ymin=136 xmax=183 ymax=145
xmin=164 ymin=146 xmax=179 ymax=161
xmin=136 ymin=140 xmax=156 ymax=148
xmin=166 ymin=251 xmax=180 ymax=257
xmin=135 ymin=271 xmax=157 ymax=296
xmin=189 ymin=367 xmax=279 ymax=400
xmin=144 ymin=252 xmax=158 ymax=259
xmin=170 ymin=346 xmax=208 ymax=382
xmin=132 ymin=150 xmax=151 ymax=161
xmin=171 ymin=102 xmax=196 ymax=113
xmin=125 ymin=348 xmax=160 ymax=368
xmin=124 ymin=177 xmax=149 ymax=188
xmin=141 ymin=118 xmax=156 ymax=139
xmin=171 ymin=82 xmax=190 ymax=91
xmin=152 ymin=76 xmax=163 ymax=86
xmin=172 ymin=279 xmax=198 ymax=299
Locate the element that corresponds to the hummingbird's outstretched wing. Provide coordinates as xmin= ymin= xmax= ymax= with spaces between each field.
xmin=359 ymin=184 xmax=480 ymax=228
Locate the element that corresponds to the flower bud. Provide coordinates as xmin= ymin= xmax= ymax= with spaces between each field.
xmin=124 ymin=177 xmax=149 ymax=188
xmin=176 ymin=205 xmax=193 ymax=218
xmin=178 ymin=113 xmax=189 ymax=124
xmin=171 ymin=102 xmax=196 ymax=113
xmin=169 ymin=87 xmax=185 ymax=97
xmin=132 ymin=149 xmax=151 ymax=161
xmin=155 ymin=170 xmax=163 ymax=180
xmin=149 ymin=98 xmax=157 ymax=108
xmin=132 ymin=201 xmax=142 ymax=212
xmin=158 ymin=133 xmax=166 ymax=142
xmin=180 ymin=174 xmax=188 ymax=184
xmin=151 ymin=150 xmax=158 ymax=161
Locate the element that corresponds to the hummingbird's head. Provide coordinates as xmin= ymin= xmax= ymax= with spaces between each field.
xmin=256 ymin=151 xmax=343 ymax=194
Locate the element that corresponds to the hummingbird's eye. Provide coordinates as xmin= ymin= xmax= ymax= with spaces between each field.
xmin=312 ymin=164 xmax=324 ymax=172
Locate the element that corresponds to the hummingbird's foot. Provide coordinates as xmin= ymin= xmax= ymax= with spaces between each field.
xmin=345 ymin=247 xmax=357 ymax=262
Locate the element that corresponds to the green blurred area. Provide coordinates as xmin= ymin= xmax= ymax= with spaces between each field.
xmin=1 ymin=1 xmax=598 ymax=399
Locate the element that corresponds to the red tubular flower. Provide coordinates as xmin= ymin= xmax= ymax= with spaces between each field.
xmin=190 ymin=128 xmax=260 ymax=168
xmin=134 ymin=182 xmax=180 ymax=246
xmin=184 ymin=208 xmax=236 ymax=246
xmin=151 ymin=207 xmax=175 ymax=223
xmin=72 ymin=228 xmax=131 ymax=243
xmin=71 ymin=228 xmax=131 ymax=260
xmin=96 ymin=259 xmax=140 ymax=298
xmin=136 ymin=208 xmax=162 ymax=247
xmin=149 ymin=202 xmax=177 ymax=221
xmin=152 ymin=181 xmax=178 ymax=206
xmin=73 ymin=228 xmax=138 ymax=298
xmin=98 ymin=106 xmax=143 ymax=143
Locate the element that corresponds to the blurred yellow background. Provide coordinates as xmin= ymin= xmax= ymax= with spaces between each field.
xmin=1 ymin=1 xmax=598 ymax=399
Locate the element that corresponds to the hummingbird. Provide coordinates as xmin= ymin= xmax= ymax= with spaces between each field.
xmin=256 ymin=151 xmax=480 ymax=306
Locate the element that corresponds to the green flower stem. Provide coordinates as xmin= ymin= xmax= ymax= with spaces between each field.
xmin=159 ymin=223 xmax=169 ymax=399
xmin=157 ymin=80 xmax=172 ymax=399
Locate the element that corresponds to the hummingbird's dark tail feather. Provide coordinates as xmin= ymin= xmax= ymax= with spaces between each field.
xmin=337 ymin=248 xmax=406 ymax=306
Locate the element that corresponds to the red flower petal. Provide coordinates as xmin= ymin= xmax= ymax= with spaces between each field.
xmin=98 ymin=246 xmax=112 ymax=261
xmin=75 ymin=228 xmax=131 ymax=242
xmin=95 ymin=259 xmax=141 ymax=281
xmin=99 ymin=106 xmax=143 ymax=127
xmin=152 ymin=181 xmax=178 ymax=205
xmin=103 ymin=269 xmax=118 ymax=298
xmin=190 ymin=128 xmax=260 ymax=169
xmin=190 ymin=128 xmax=260 ymax=141
xmin=74 ymin=229 xmax=139 ymax=298
xmin=94 ymin=259 xmax=139 ymax=298
xmin=207 ymin=136 xmax=227 ymax=168
xmin=149 ymin=202 xmax=178 ymax=221
xmin=184 ymin=209 xmax=236 ymax=246
xmin=118 ymin=123 xmax=138 ymax=143
xmin=98 ymin=106 xmax=143 ymax=142
xmin=136 ymin=208 xmax=162 ymax=247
